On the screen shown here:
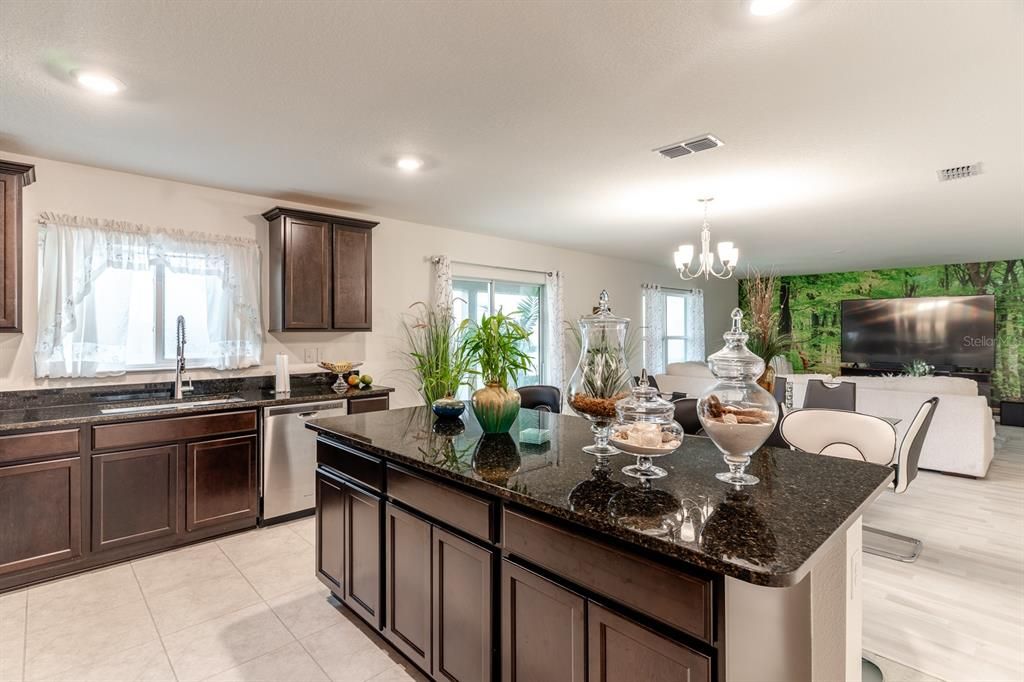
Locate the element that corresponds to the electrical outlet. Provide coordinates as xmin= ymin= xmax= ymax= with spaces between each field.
xmin=316 ymin=347 xmax=324 ymax=362
xmin=303 ymin=348 xmax=316 ymax=363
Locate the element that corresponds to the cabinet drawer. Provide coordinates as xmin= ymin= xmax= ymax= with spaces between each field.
xmin=0 ymin=428 xmax=79 ymax=465
xmin=93 ymin=410 xmax=257 ymax=451
xmin=317 ymin=438 xmax=384 ymax=492
xmin=388 ymin=465 xmax=494 ymax=543
xmin=502 ymin=508 xmax=713 ymax=643
xmin=348 ymin=395 xmax=388 ymax=415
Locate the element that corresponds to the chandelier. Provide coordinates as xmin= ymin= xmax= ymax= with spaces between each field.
xmin=674 ymin=197 xmax=738 ymax=280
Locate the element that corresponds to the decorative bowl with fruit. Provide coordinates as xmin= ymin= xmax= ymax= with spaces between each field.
xmin=319 ymin=361 xmax=364 ymax=391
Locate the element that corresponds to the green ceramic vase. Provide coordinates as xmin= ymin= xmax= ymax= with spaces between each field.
xmin=471 ymin=382 xmax=521 ymax=434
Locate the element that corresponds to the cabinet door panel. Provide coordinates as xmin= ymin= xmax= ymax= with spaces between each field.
xmin=0 ymin=173 xmax=19 ymax=330
xmin=433 ymin=527 xmax=493 ymax=682
xmin=344 ymin=483 xmax=381 ymax=626
xmin=588 ymin=604 xmax=711 ymax=682
xmin=385 ymin=503 xmax=432 ymax=673
xmin=316 ymin=469 xmax=345 ymax=594
xmin=332 ymin=226 xmax=371 ymax=329
xmin=186 ymin=435 xmax=258 ymax=531
xmin=285 ymin=218 xmax=330 ymax=329
xmin=0 ymin=458 xmax=81 ymax=575
xmin=92 ymin=446 xmax=177 ymax=551
xmin=501 ymin=560 xmax=584 ymax=682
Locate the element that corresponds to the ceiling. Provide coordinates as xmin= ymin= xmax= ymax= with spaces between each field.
xmin=2 ymin=0 xmax=1022 ymax=274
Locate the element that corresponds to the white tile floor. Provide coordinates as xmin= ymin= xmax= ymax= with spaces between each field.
xmin=0 ymin=519 xmax=426 ymax=682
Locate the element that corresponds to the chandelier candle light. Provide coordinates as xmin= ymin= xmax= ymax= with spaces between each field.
xmin=674 ymin=197 xmax=739 ymax=281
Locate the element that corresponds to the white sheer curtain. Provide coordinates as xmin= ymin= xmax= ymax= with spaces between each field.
xmin=685 ymin=288 xmax=706 ymax=362
xmin=543 ymin=271 xmax=565 ymax=389
xmin=431 ymin=256 xmax=453 ymax=311
xmin=35 ymin=214 xmax=262 ymax=378
xmin=642 ymin=284 xmax=666 ymax=374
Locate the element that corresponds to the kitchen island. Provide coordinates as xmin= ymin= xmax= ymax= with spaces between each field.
xmin=306 ymin=406 xmax=893 ymax=682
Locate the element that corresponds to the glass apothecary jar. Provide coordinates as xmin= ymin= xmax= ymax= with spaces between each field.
xmin=610 ymin=370 xmax=683 ymax=480
xmin=566 ymin=291 xmax=634 ymax=456
xmin=697 ymin=308 xmax=779 ymax=486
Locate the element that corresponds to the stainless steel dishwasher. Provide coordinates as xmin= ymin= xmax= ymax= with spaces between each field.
xmin=262 ymin=400 xmax=348 ymax=523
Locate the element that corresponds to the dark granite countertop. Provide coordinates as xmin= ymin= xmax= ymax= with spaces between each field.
xmin=305 ymin=405 xmax=893 ymax=587
xmin=0 ymin=373 xmax=394 ymax=433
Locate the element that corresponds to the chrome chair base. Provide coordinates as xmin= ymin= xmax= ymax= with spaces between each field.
xmin=864 ymin=526 xmax=922 ymax=563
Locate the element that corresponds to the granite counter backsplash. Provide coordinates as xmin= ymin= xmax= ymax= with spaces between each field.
xmin=306 ymin=405 xmax=894 ymax=587
xmin=0 ymin=373 xmax=393 ymax=432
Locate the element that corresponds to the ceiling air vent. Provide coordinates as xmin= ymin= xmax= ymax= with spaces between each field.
xmin=654 ymin=134 xmax=724 ymax=159
xmin=937 ymin=163 xmax=981 ymax=181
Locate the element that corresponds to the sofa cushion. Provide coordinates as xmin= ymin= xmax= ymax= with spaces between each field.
xmin=666 ymin=362 xmax=713 ymax=378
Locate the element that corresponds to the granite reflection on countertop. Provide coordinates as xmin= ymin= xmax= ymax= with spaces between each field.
xmin=306 ymin=405 xmax=894 ymax=587
xmin=0 ymin=373 xmax=393 ymax=433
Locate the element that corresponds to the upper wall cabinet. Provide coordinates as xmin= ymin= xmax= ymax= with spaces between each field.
xmin=0 ymin=160 xmax=36 ymax=332
xmin=263 ymin=207 xmax=377 ymax=332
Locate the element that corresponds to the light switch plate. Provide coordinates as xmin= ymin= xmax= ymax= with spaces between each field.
xmin=304 ymin=348 xmax=316 ymax=363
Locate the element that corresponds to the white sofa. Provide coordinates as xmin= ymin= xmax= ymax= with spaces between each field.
xmin=781 ymin=374 xmax=994 ymax=478
xmin=654 ymin=362 xmax=717 ymax=398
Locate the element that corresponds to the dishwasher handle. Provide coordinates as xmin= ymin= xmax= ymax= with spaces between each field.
xmin=263 ymin=400 xmax=348 ymax=418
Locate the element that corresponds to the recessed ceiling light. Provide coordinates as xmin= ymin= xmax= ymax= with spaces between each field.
xmin=750 ymin=0 xmax=794 ymax=16
xmin=72 ymin=70 xmax=126 ymax=95
xmin=396 ymin=157 xmax=424 ymax=172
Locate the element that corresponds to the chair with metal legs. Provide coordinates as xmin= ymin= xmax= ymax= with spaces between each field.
xmin=779 ymin=397 xmax=940 ymax=562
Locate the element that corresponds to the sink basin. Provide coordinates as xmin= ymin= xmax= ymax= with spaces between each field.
xmin=100 ymin=396 xmax=246 ymax=415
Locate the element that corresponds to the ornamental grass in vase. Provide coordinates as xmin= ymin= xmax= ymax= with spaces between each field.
xmin=401 ymin=302 xmax=474 ymax=417
xmin=463 ymin=311 xmax=534 ymax=434
xmin=742 ymin=269 xmax=792 ymax=393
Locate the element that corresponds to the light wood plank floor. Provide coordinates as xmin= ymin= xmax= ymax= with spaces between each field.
xmin=863 ymin=424 xmax=1024 ymax=682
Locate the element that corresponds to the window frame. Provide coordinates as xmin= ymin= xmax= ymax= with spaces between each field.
xmin=451 ymin=275 xmax=545 ymax=387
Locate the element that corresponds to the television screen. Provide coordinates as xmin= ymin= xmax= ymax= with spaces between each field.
xmin=840 ymin=295 xmax=996 ymax=369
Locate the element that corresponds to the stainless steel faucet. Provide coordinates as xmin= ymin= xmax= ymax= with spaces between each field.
xmin=174 ymin=315 xmax=192 ymax=399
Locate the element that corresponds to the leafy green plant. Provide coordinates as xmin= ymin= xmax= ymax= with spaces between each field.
xmin=742 ymin=269 xmax=792 ymax=365
xmin=401 ymin=302 xmax=474 ymax=404
xmin=564 ymin=321 xmax=636 ymax=398
xmin=513 ymin=296 xmax=541 ymax=335
xmin=903 ymin=359 xmax=935 ymax=377
xmin=464 ymin=312 xmax=535 ymax=388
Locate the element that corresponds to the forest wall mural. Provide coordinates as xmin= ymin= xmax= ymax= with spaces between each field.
xmin=739 ymin=260 xmax=1022 ymax=401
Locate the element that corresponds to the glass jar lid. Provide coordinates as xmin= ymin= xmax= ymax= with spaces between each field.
xmin=579 ymin=290 xmax=629 ymax=329
xmin=615 ymin=370 xmax=674 ymax=424
xmin=706 ymin=308 xmax=765 ymax=380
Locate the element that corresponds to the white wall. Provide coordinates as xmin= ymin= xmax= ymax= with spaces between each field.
xmin=0 ymin=152 xmax=737 ymax=407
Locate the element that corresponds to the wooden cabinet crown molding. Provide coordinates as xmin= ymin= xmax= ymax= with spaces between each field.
xmin=261 ymin=206 xmax=378 ymax=231
xmin=0 ymin=160 xmax=36 ymax=187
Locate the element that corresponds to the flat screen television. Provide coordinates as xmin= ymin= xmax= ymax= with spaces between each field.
xmin=840 ymin=294 xmax=996 ymax=369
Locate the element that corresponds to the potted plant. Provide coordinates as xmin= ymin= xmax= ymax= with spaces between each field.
xmin=742 ymin=269 xmax=792 ymax=392
xmin=401 ymin=302 xmax=474 ymax=417
xmin=463 ymin=311 xmax=534 ymax=433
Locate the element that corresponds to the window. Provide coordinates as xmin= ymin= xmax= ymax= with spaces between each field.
xmin=35 ymin=218 xmax=262 ymax=378
xmin=452 ymin=277 xmax=543 ymax=387
xmin=664 ymin=292 xmax=690 ymax=366
xmin=641 ymin=286 xmax=705 ymax=374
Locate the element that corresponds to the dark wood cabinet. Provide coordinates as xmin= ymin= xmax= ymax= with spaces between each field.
xmin=332 ymin=225 xmax=372 ymax=330
xmin=0 ymin=457 xmax=81 ymax=575
xmin=433 ymin=527 xmax=493 ymax=682
xmin=92 ymin=445 xmax=178 ymax=551
xmin=588 ymin=604 xmax=711 ymax=682
xmin=263 ymin=207 xmax=377 ymax=332
xmin=345 ymin=482 xmax=382 ymax=626
xmin=348 ymin=394 xmax=390 ymax=415
xmin=186 ymin=434 xmax=258 ymax=531
xmin=501 ymin=560 xmax=585 ymax=682
xmin=0 ymin=160 xmax=35 ymax=332
xmin=385 ymin=503 xmax=434 ymax=673
xmin=316 ymin=469 xmax=346 ymax=593
xmin=315 ymin=466 xmax=384 ymax=627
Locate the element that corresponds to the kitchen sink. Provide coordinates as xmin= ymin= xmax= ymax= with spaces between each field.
xmin=100 ymin=396 xmax=246 ymax=415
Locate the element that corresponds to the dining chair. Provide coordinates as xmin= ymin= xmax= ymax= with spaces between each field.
xmin=780 ymin=398 xmax=939 ymax=563
xmin=672 ymin=397 xmax=703 ymax=435
xmin=803 ymin=379 xmax=856 ymax=411
xmin=518 ymin=385 xmax=562 ymax=413
xmin=771 ymin=376 xmax=787 ymax=405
